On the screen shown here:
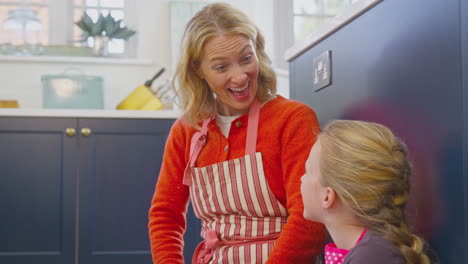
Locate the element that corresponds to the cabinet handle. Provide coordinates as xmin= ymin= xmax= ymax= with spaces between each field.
xmin=81 ymin=128 xmax=91 ymax=137
xmin=65 ymin=128 xmax=76 ymax=137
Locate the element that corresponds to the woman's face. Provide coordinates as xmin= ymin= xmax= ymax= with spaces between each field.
xmin=195 ymin=34 xmax=259 ymax=116
xmin=301 ymin=140 xmax=326 ymax=222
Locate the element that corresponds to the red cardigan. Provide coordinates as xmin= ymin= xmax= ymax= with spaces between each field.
xmin=148 ymin=96 xmax=326 ymax=263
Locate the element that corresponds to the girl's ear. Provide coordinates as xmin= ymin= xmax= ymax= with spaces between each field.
xmin=192 ymin=62 xmax=204 ymax=79
xmin=322 ymin=187 xmax=336 ymax=209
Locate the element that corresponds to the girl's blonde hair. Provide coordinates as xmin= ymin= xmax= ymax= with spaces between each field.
xmin=173 ymin=3 xmax=277 ymax=128
xmin=319 ymin=120 xmax=430 ymax=264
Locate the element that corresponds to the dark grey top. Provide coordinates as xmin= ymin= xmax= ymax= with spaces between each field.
xmin=344 ymin=231 xmax=406 ymax=264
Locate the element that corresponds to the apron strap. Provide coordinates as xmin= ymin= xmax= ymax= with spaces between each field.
xmin=183 ymin=118 xmax=211 ymax=186
xmin=193 ymin=229 xmax=280 ymax=264
xmin=245 ymin=99 xmax=261 ymax=155
xmin=191 ymin=119 xmax=210 ymax=167
xmin=183 ymin=99 xmax=261 ymax=186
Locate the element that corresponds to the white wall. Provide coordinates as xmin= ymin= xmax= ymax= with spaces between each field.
xmin=0 ymin=60 xmax=168 ymax=109
xmin=0 ymin=0 xmax=288 ymax=109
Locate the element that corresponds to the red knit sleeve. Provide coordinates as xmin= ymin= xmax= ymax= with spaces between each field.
xmin=148 ymin=119 xmax=191 ymax=264
xmin=266 ymin=106 xmax=326 ymax=263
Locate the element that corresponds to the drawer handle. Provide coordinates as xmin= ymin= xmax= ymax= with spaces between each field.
xmin=81 ymin=128 xmax=91 ymax=137
xmin=65 ymin=128 xmax=76 ymax=137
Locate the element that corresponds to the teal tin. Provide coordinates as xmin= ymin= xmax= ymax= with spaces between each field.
xmin=42 ymin=72 xmax=104 ymax=109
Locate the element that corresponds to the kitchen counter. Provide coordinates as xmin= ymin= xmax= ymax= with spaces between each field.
xmin=0 ymin=108 xmax=181 ymax=119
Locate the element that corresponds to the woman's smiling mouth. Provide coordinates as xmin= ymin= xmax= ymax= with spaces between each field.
xmin=228 ymin=83 xmax=250 ymax=99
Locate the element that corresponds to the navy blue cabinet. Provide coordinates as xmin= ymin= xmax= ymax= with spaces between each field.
xmin=0 ymin=117 xmax=195 ymax=264
xmin=0 ymin=117 xmax=77 ymax=264
xmin=76 ymin=118 xmax=173 ymax=264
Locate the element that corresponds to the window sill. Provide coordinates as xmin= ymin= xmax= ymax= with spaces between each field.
xmin=0 ymin=55 xmax=153 ymax=66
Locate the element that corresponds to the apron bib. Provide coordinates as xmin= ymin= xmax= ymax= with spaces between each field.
xmin=183 ymin=100 xmax=288 ymax=264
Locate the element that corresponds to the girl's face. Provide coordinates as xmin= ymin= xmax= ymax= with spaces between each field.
xmin=195 ymin=34 xmax=259 ymax=116
xmin=301 ymin=140 xmax=326 ymax=222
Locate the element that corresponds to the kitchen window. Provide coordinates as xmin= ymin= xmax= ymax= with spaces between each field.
xmin=73 ymin=0 xmax=127 ymax=55
xmin=0 ymin=0 xmax=136 ymax=57
xmin=273 ymin=0 xmax=357 ymax=69
xmin=284 ymin=0 xmax=383 ymax=62
xmin=293 ymin=0 xmax=357 ymax=43
xmin=0 ymin=0 xmax=49 ymax=45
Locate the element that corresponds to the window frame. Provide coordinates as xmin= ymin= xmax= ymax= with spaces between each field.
xmin=292 ymin=0 xmax=355 ymax=47
xmin=284 ymin=0 xmax=383 ymax=62
xmin=273 ymin=0 xmax=294 ymax=70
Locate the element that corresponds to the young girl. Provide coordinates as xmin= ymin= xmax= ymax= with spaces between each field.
xmin=301 ymin=120 xmax=431 ymax=264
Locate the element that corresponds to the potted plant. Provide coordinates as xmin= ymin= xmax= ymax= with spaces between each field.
xmin=75 ymin=13 xmax=136 ymax=56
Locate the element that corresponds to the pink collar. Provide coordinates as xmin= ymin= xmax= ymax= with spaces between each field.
xmin=324 ymin=229 xmax=367 ymax=264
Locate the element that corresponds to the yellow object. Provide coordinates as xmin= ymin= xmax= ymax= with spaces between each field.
xmin=116 ymin=85 xmax=164 ymax=110
xmin=0 ymin=100 xmax=19 ymax=108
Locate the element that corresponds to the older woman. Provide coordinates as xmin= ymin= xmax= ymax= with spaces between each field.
xmin=148 ymin=3 xmax=325 ymax=263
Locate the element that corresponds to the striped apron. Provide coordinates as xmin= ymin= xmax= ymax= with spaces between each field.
xmin=183 ymin=100 xmax=288 ymax=264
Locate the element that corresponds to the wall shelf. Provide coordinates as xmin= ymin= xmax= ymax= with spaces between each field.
xmin=0 ymin=55 xmax=153 ymax=66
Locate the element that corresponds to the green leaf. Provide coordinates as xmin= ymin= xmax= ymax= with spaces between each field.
xmin=75 ymin=12 xmax=137 ymax=40
xmin=107 ymin=26 xmax=124 ymax=38
xmin=105 ymin=13 xmax=116 ymax=25
xmin=103 ymin=14 xmax=115 ymax=36
xmin=81 ymin=32 xmax=90 ymax=40
xmin=111 ymin=28 xmax=136 ymax=40
xmin=103 ymin=14 xmax=117 ymax=36
xmin=82 ymin=13 xmax=96 ymax=35
xmin=91 ymin=14 xmax=105 ymax=36
xmin=109 ymin=20 xmax=122 ymax=36
xmin=75 ymin=20 xmax=89 ymax=32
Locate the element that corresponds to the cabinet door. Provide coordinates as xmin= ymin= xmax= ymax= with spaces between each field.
xmin=77 ymin=118 xmax=176 ymax=264
xmin=0 ymin=117 xmax=77 ymax=264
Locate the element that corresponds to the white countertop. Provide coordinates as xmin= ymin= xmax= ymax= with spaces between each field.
xmin=0 ymin=108 xmax=181 ymax=119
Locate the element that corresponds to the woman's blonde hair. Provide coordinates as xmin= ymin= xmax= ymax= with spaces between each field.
xmin=318 ymin=120 xmax=430 ymax=264
xmin=173 ymin=2 xmax=277 ymax=128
